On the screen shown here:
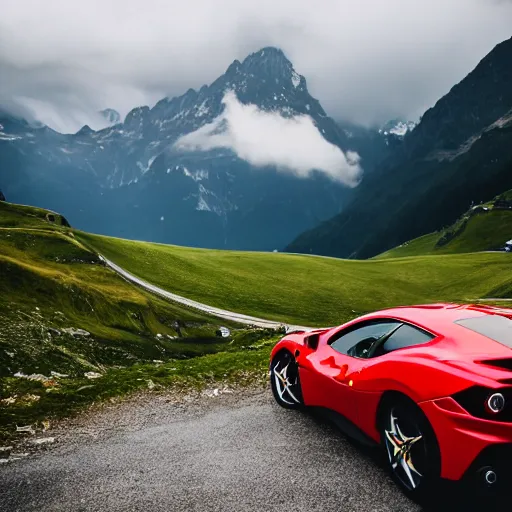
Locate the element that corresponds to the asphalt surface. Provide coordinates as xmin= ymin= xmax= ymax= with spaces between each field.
xmin=0 ymin=388 xmax=424 ymax=512
xmin=2 ymin=388 xmax=504 ymax=512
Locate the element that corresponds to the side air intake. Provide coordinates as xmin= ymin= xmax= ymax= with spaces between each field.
xmin=304 ymin=333 xmax=320 ymax=350
xmin=478 ymin=359 xmax=512 ymax=372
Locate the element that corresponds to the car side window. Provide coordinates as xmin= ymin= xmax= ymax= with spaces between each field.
xmin=329 ymin=321 xmax=401 ymax=359
xmin=372 ymin=323 xmax=434 ymax=357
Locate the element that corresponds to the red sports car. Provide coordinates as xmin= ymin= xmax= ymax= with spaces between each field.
xmin=270 ymin=303 xmax=512 ymax=499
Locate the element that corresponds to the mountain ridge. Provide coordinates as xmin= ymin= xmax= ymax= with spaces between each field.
xmin=0 ymin=46 xmax=365 ymax=251
xmin=286 ymin=36 xmax=512 ymax=259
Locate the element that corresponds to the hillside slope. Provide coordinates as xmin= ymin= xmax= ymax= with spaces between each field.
xmin=377 ymin=190 xmax=512 ymax=258
xmin=0 ymin=201 xmax=248 ymax=379
xmin=0 ymin=201 xmax=286 ymax=442
xmin=286 ymin=36 xmax=512 ymax=259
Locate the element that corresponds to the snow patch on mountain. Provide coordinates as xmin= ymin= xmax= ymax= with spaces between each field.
xmin=196 ymin=195 xmax=211 ymax=212
xmin=291 ymin=72 xmax=301 ymax=89
xmin=195 ymin=101 xmax=210 ymax=118
xmin=183 ymin=167 xmax=208 ymax=182
xmin=136 ymin=156 xmax=158 ymax=174
xmin=379 ymin=120 xmax=416 ymax=138
xmin=0 ymin=132 xmax=22 ymax=141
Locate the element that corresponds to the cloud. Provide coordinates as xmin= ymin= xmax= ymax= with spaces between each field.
xmin=1 ymin=0 xmax=512 ymax=131
xmin=175 ymin=91 xmax=362 ymax=186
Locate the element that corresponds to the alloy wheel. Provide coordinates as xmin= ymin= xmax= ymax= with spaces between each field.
xmin=384 ymin=408 xmax=425 ymax=491
xmin=271 ymin=352 xmax=303 ymax=408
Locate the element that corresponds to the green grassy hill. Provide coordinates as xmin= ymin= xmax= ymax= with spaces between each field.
xmin=377 ymin=191 xmax=512 ymax=259
xmin=77 ymin=230 xmax=512 ymax=329
xmin=0 ymin=201 xmax=279 ymax=440
xmin=0 ymin=201 xmax=249 ymax=378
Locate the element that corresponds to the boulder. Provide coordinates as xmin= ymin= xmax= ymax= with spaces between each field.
xmin=62 ymin=327 xmax=91 ymax=337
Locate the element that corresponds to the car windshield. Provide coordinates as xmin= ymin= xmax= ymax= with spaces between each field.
xmin=455 ymin=315 xmax=512 ymax=347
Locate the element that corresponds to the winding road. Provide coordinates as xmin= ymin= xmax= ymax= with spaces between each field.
xmin=100 ymin=255 xmax=314 ymax=332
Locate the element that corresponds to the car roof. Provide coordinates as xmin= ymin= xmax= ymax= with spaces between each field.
xmin=363 ymin=303 xmax=512 ymax=358
xmin=368 ymin=303 xmax=509 ymax=326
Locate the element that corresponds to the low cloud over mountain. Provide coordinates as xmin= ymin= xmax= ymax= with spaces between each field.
xmin=175 ymin=91 xmax=362 ymax=185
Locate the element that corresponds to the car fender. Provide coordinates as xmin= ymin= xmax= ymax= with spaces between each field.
xmin=352 ymin=355 xmax=484 ymax=441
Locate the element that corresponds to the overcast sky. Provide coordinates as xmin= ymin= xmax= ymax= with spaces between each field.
xmin=1 ymin=0 xmax=511 ymax=133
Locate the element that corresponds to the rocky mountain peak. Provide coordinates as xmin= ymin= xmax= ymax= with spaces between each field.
xmin=124 ymin=105 xmax=151 ymax=131
xmin=236 ymin=47 xmax=303 ymax=90
xmin=76 ymin=124 xmax=95 ymax=136
xmin=0 ymin=45 xmax=346 ymax=199
xmin=241 ymin=46 xmax=291 ymax=68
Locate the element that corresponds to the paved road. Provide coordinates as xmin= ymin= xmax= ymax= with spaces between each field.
xmin=1 ymin=388 xmax=496 ymax=512
xmin=0 ymin=389 xmax=425 ymax=512
xmin=100 ymin=256 xmax=316 ymax=332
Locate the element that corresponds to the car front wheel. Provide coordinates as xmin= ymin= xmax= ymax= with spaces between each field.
xmin=270 ymin=350 xmax=303 ymax=409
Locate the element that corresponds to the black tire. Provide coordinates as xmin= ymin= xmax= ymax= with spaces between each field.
xmin=379 ymin=395 xmax=441 ymax=502
xmin=270 ymin=350 xmax=303 ymax=409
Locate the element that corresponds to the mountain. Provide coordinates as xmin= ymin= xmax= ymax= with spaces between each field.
xmin=376 ymin=189 xmax=512 ymax=258
xmin=335 ymin=119 xmax=414 ymax=176
xmin=287 ymin=36 xmax=512 ymax=259
xmin=379 ymin=119 xmax=416 ymax=138
xmin=0 ymin=47 xmax=372 ymax=251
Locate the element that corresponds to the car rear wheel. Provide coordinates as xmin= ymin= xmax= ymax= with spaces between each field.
xmin=270 ymin=350 xmax=303 ymax=409
xmin=379 ymin=396 xmax=441 ymax=501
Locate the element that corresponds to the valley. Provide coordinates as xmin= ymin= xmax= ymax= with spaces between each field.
xmin=1 ymin=197 xmax=511 ymax=444
xmin=0 ymin=201 xmax=279 ymax=441
xmin=1 ymin=34 xmax=512 ymax=495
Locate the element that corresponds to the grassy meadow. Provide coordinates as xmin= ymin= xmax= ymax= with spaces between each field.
xmin=377 ymin=193 xmax=512 ymax=259
xmin=78 ymin=231 xmax=512 ymax=328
